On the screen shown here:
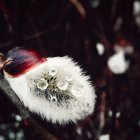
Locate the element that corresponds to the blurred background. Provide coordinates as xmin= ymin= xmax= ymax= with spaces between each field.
xmin=0 ymin=0 xmax=140 ymax=140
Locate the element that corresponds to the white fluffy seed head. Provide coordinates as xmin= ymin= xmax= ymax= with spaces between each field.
xmin=107 ymin=52 xmax=130 ymax=74
xmin=5 ymin=56 xmax=96 ymax=124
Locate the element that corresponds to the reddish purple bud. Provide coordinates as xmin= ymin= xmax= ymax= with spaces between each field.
xmin=3 ymin=49 xmax=46 ymax=77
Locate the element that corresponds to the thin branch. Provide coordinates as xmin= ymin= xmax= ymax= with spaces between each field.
xmin=0 ymin=73 xmax=58 ymax=140
xmin=69 ymin=0 xmax=86 ymax=19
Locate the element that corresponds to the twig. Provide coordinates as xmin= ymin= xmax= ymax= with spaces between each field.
xmin=0 ymin=73 xmax=58 ymax=140
xmin=69 ymin=0 xmax=86 ymax=19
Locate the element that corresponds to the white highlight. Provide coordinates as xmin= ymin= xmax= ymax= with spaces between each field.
xmin=116 ymin=112 xmax=121 ymax=118
xmin=96 ymin=43 xmax=105 ymax=55
xmin=135 ymin=16 xmax=140 ymax=26
xmin=99 ymin=134 xmax=110 ymax=140
xmin=133 ymin=1 xmax=140 ymax=15
xmin=108 ymin=110 xmax=113 ymax=117
xmin=138 ymin=121 xmax=140 ymax=126
xmin=5 ymin=56 xmax=96 ymax=124
xmin=114 ymin=17 xmax=123 ymax=31
xmin=107 ymin=52 xmax=129 ymax=74
xmin=15 ymin=115 xmax=22 ymax=121
xmin=76 ymin=127 xmax=82 ymax=135
xmin=0 ymin=136 xmax=5 ymax=140
xmin=133 ymin=1 xmax=140 ymax=26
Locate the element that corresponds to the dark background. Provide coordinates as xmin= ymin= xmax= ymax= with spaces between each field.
xmin=0 ymin=0 xmax=140 ymax=140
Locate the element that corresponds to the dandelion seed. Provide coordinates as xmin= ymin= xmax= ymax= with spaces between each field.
xmin=51 ymin=96 xmax=57 ymax=103
xmin=48 ymin=68 xmax=57 ymax=76
xmin=37 ymin=79 xmax=48 ymax=90
xmin=57 ymin=80 xmax=68 ymax=90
